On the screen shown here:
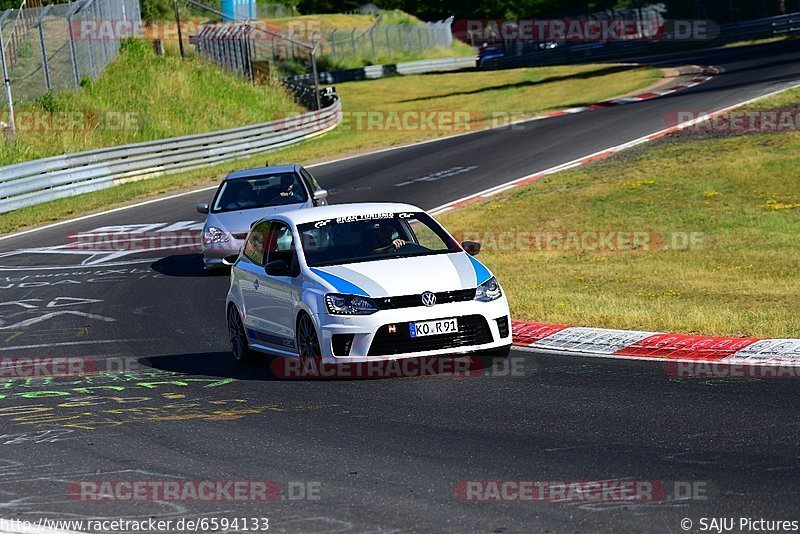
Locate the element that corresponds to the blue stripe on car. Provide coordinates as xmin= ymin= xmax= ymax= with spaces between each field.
xmin=467 ymin=254 xmax=492 ymax=286
xmin=310 ymin=268 xmax=370 ymax=297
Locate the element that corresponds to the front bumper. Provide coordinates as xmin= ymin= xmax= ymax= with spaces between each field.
xmin=202 ymin=239 xmax=245 ymax=268
xmin=314 ymin=295 xmax=511 ymax=363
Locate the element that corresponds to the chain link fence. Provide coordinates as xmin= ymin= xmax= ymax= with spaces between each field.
xmin=321 ymin=17 xmax=454 ymax=60
xmin=1 ymin=0 xmax=141 ymax=131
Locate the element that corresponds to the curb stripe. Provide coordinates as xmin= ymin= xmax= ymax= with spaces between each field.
xmin=511 ymin=321 xmax=800 ymax=365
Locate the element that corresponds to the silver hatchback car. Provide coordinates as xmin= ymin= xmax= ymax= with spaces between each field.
xmin=196 ymin=164 xmax=328 ymax=270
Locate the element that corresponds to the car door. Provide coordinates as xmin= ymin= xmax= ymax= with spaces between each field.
xmin=238 ymin=220 xmax=269 ymax=338
xmin=258 ymin=221 xmax=301 ymax=352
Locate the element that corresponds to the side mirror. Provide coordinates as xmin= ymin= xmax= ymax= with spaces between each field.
xmin=265 ymin=259 xmax=291 ymax=276
xmin=222 ymin=254 xmax=239 ymax=266
xmin=196 ymin=203 xmax=209 ymax=214
xmin=313 ymin=189 xmax=328 ymax=205
xmin=462 ymin=241 xmax=481 ymax=256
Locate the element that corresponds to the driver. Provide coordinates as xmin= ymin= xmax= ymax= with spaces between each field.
xmin=369 ymin=222 xmax=406 ymax=254
xmin=225 ymin=182 xmax=255 ymax=210
xmin=277 ymin=174 xmax=302 ymax=200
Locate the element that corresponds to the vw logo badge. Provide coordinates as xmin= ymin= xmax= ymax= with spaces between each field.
xmin=421 ymin=291 xmax=437 ymax=307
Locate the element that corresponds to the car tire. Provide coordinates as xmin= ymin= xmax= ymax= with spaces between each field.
xmin=479 ymin=345 xmax=511 ymax=370
xmin=227 ymin=304 xmax=256 ymax=363
xmin=296 ymin=312 xmax=322 ymax=376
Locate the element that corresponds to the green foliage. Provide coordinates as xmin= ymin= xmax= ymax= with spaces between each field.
xmin=33 ymin=90 xmax=60 ymax=112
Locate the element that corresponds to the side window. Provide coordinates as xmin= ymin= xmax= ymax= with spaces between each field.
xmin=265 ymin=222 xmax=297 ymax=269
xmin=243 ymin=221 xmax=270 ymax=265
xmin=300 ymin=167 xmax=321 ymax=192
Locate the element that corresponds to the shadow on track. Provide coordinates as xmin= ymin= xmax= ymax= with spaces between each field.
xmin=151 ymin=254 xmax=228 ymax=278
xmin=140 ymin=351 xmax=281 ymax=381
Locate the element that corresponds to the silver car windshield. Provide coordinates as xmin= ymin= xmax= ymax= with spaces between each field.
xmin=212 ymin=173 xmax=308 ymax=213
xmin=297 ymin=212 xmax=461 ymax=267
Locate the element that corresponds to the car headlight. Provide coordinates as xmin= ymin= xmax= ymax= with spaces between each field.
xmin=325 ymin=293 xmax=379 ymax=315
xmin=203 ymin=227 xmax=229 ymax=244
xmin=475 ymin=276 xmax=502 ymax=302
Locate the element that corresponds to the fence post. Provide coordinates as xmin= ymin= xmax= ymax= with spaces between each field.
xmin=329 ymin=29 xmax=336 ymax=57
xmin=350 ymin=28 xmax=356 ymax=54
xmin=66 ymin=8 xmax=80 ymax=87
xmin=385 ymin=26 xmax=391 ymax=53
xmin=310 ymin=44 xmax=321 ymax=110
xmin=369 ymin=26 xmax=375 ymax=56
xmin=0 ymin=10 xmax=16 ymax=137
xmin=36 ymin=4 xmax=52 ymax=92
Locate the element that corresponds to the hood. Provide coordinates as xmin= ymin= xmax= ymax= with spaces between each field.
xmin=206 ymin=204 xmax=303 ymax=234
xmin=309 ymin=253 xmax=492 ymax=297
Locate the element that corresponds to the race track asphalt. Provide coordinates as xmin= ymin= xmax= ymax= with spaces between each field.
xmin=0 ymin=41 xmax=799 ymax=533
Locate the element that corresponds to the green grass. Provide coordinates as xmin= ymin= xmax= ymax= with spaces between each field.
xmin=0 ymin=39 xmax=300 ymax=166
xmin=436 ymin=88 xmax=800 ymax=338
xmin=0 ymin=61 xmax=660 ymax=235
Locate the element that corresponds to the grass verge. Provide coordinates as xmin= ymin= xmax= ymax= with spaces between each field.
xmin=437 ymin=88 xmax=800 ymax=338
xmin=0 ymin=39 xmax=300 ymax=166
xmin=0 ymin=62 xmax=660 ymax=235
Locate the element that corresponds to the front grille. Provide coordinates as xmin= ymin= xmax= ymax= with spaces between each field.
xmin=375 ymin=288 xmax=476 ymax=310
xmin=368 ymin=315 xmax=492 ymax=356
xmin=496 ymin=316 xmax=510 ymax=338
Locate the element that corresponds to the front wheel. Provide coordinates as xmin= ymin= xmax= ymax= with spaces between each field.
xmin=227 ymin=304 xmax=256 ymax=363
xmin=296 ymin=313 xmax=322 ymax=375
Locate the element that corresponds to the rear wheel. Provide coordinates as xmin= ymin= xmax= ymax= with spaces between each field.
xmin=227 ymin=304 xmax=256 ymax=363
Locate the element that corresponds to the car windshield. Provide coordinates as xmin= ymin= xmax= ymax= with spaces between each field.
xmin=211 ymin=172 xmax=307 ymax=213
xmin=297 ymin=212 xmax=461 ymax=267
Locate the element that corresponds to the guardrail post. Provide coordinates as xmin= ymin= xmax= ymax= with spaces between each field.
xmin=0 ymin=9 xmax=16 ymax=138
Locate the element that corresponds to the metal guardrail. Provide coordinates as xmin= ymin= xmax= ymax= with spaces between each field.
xmin=288 ymin=55 xmax=475 ymax=85
xmin=482 ymin=12 xmax=800 ymax=70
xmin=0 ymin=90 xmax=341 ymax=214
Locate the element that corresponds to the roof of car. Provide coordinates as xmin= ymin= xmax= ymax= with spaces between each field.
xmin=272 ymin=203 xmax=424 ymax=225
xmin=226 ymin=164 xmax=300 ymax=180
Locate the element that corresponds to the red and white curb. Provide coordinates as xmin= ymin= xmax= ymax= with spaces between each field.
xmin=523 ymin=65 xmax=719 ymax=121
xmin=512 ymin=321 xmax=800 ymax=365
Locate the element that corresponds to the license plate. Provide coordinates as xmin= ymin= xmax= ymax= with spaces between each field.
xmin=410 ymin=318 xmax=459 ymax=338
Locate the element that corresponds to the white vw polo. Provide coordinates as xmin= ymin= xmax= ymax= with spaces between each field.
xmin=225 ymin=203 xmax=512 ymax=366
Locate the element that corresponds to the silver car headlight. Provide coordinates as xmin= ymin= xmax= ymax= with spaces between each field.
xmin=203 ymin=227 xmax=229 ymax=244
xmin=325 ymin=293 xmax=379 ymax=315
xmin=475 ymin=277 xmax=502 ymax=302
